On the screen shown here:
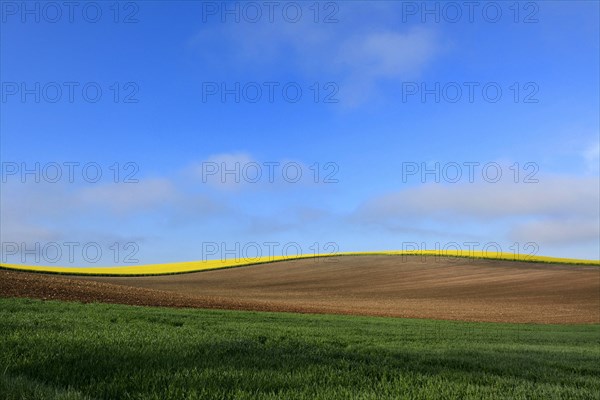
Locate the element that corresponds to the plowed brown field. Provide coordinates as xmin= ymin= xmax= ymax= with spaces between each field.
xmin=2 ymin=256 xmax=599 ymax=323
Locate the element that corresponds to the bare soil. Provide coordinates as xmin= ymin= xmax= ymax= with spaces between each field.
xmin=2 ymin=256 xmax=598 ymax=324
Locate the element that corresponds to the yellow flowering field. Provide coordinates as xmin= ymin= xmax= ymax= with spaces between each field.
xmin=1 ymin=250 xmax=598 ymax=276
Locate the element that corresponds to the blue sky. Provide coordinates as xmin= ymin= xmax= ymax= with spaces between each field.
xmin=1 ymin=1 xmax=599 ymax=265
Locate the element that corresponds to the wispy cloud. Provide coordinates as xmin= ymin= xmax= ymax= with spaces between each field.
xmin=583 ymin=141 xmax=600 ymax=174
xmin=0 ymin=153 xmax=337 ymax=251
xmin=77 ymin=178 xmax=178 ymax=214
xmin=355 ymin=177 xmax=598 ymax=222
xmin=509 ymin=218 xmax=599 ymax=245
xmin=190 ymin=4 xmax=440 ymax=106
xmin=333 ymin=28 xmax=438 ymax=105
xmin=351 ymin=176 xmax=599 ymax=251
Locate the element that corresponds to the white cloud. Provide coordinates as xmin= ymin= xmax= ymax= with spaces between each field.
xmin=353 ymin=176 xmax=599 ymax=251
xmin=0 ymin=222 xmax=61 ymax=245
xmin=334 ymin=28 xmax=438 ymax=106
xmin=76 ymin=178 xmax=178 ymax=214
xmin=509 ymin=218 xmax=599 ymax=244
xmin=0 ymin=152 xmax=331 ymax=254
xmin=187 ymin=152 xmax=338 ymax=191
xmin=188 ymin=152 xmax=256 ymax=191
xmin=356 ymin=177 xmax=598 ymax=222
xmin=190 ymin=6 xmax=440 ymax=106
xmin=584 ymin=141 xmax=600 ymax=174
xmin=336 ymin=29 xmax=436 ymax=77
xmin=0 ymin=176 xmax=222 ymax=246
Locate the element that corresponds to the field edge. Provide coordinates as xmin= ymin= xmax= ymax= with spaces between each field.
xmin=1 ymin=250 xmax=599 ymax=277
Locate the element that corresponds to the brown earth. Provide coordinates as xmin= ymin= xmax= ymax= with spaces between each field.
xmin=1 ymin=256 xmax=599 ymax=324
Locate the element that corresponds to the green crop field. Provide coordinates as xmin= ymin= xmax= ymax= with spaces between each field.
xmin=1 ymin=297 xmax=599 ymax=400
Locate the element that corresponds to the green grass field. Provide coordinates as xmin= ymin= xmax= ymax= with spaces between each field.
xmin=1 ymin=298 xmax=599 ymax=400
